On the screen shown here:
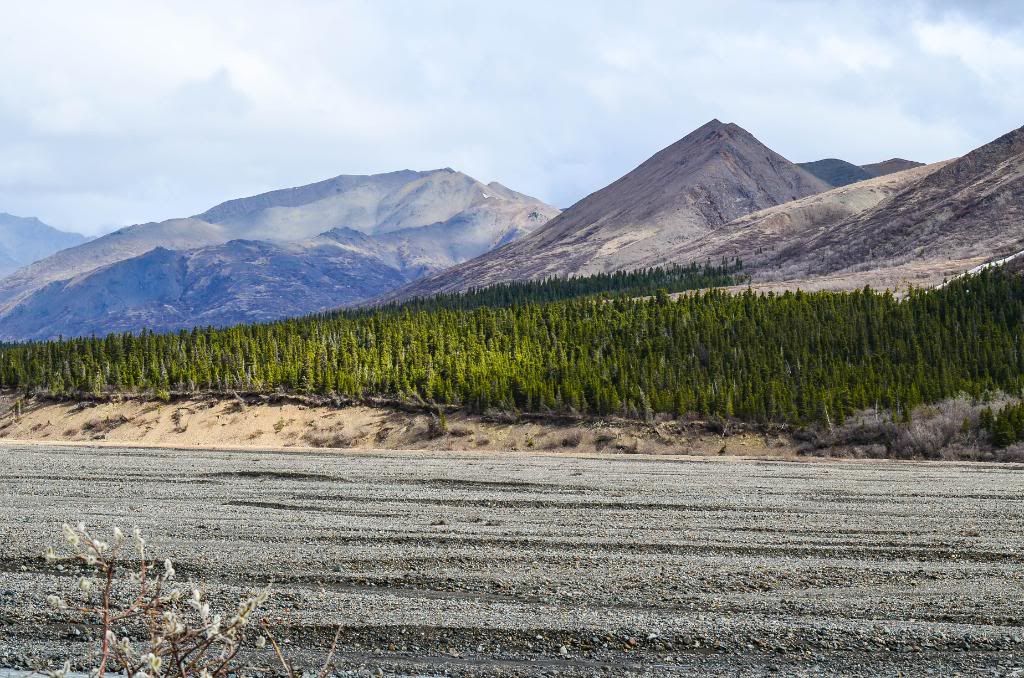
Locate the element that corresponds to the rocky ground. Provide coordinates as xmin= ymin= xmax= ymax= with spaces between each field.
xmin=1 ymin=444 xmax=1023 ymax=676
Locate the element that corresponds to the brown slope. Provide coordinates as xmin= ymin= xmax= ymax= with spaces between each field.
xmin=387 ymin=119 xmax=829 ymax=298
xmin=782 ymin=125 xmax=1024 ymax=280
xmin=861 ymin=158 xmax=924 ymax=177
xmin=645 ymin=124 xmax=1024 ymax=291
xmin=643 ymin=161 xmax=947 ymax=279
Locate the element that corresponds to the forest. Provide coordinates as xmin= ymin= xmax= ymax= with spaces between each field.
xmin=362 ymin=260 xmax=745 ymax=314
xmin=1 ymin=267 xmax=1022 ymax=426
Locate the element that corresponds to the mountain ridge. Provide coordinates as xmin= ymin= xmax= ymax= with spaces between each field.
xmin=0 ymin=168 xmax=559 ymax=339
xmin=384 ymin=119 xmax=830 ymax=299
xmin=0 ymin=213 xmax=91 ymax=279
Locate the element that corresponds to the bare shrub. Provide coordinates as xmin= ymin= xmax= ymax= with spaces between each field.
xmin=892 ymin=399 xmax=976 ymax=459
xmin=560 ymin=431 xmax=583 ymax=448
xmin=615 ymin=437 xmax=641 ymax=454
xmin=483 ymin=408 xmax=520 ymax=424
xmin=82 ymin=415 xmax=130 ymax=434
xmin=996 ymin=442 xmax=1024 ymax=463
xmin=41 ymin=522 xmax=339 ymax=677
xmin=303 ymin=429 xmax=356 ymax=448
xmin=802 ymin=395 xmax=1024 ymax=461
xmin=171 ymin=408 xmax=190 ymax=433
xmin=425 ymin=412 xmax=448 ymax=439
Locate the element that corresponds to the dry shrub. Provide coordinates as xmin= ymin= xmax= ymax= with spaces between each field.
xmin=483 ymin=408 xmax=520 ymax=424
xmin=615 ymin=437 xmax=641 ymax=454
xmin=425 ymin=413 xmax=447 ymax=439
xmin=82 ymin=415 xmax=130 ymax=434
xmin=996 ymin=443 xmax=1024 ymax=463
xmin=41 ymin=522 xmax=337 ymax=677
xmin=171 ymin=408 xmax=190 ymax=433
xmin=302 ymin=429 xmax=357 ymax=448
xmin=560 ymin=430 xmax=583 ymax=448
xmin=801 ymin=395 xmax=1023 ymax=461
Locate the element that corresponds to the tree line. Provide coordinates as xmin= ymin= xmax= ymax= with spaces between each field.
xmin=355 ymin=260 xmax=745 ymax=315
xmin=1 ymin=268 xmax=1022 ymax=426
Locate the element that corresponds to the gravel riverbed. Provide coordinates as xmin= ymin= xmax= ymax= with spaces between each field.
xmin=1 ymin=444 xmax=1022 ymax=676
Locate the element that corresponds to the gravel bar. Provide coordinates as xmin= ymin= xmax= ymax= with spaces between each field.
xmin=1 ymin=444 xmax=1023 ymax=676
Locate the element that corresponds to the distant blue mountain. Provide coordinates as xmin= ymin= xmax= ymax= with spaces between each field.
xmin=0 ymin=213 xmax=90 ymax=278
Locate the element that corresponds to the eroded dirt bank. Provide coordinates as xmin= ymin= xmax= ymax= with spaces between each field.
xmin=0 ymin=393 xmax=793 ymax=457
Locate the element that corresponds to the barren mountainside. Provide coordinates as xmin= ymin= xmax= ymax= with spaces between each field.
xmin=784 ymin=125 xmax=1024 ymax=278
xmin=861 ymin=158 xmax=925 ymax=177
xmin=643 ymin=161 xmax=947 ymax=278
xmin=387 ymin=119 xmax=830 ymax=299
xmin=0 ymin=169 xmax=558 ymax=339
xmin=797 ymin=159 xmax=875 ymax=187
xmin=394 ymin=123 xmax=1024 ymax=300
xmin=641 ymin=125 xmax=1024 ymax=289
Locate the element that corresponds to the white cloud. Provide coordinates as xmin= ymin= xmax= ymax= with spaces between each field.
xmin=0 ymin=1 xmax=1020 ymax=235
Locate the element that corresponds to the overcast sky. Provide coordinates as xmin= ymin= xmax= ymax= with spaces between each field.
xmin=1 ymin=0 xmax=1022 ymax=235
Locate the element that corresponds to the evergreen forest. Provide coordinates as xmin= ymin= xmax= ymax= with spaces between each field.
xmin=1 ymin=267 xmax=1022 ymax=427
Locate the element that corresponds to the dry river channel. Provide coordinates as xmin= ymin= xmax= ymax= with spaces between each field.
xmin=0 ymin=443 xmax=1023 ymax=676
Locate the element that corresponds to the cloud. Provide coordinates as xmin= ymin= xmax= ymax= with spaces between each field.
xmin=0 ymin=1 xmax=1021 ymax=235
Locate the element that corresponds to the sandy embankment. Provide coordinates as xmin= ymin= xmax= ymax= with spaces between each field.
xmin=0 ymin=393 xmax=793 ymax=457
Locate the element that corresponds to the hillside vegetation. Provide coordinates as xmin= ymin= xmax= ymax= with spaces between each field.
xmin=1 ymin=268 xmax=1022 ymax=429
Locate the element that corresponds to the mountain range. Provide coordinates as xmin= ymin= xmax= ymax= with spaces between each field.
xmin=384 ymin=120 xmax=830 ymax=296
xmin=389 ymin=121 xmax=1023 ymax=301
xmin=0 ymin=169 xmax=557 ymax=339
xmin=797 ymin=157 xmax=924 ymax=187
xmin=2 ymin=118 xmax=1023 ymax=341
xmin=0 ymin=214 xmax=90 ymax=279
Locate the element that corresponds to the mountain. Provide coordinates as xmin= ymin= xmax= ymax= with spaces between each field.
xmin=390 ymin=123 xmax=1024 ymax=302
xmin=0 ymin=213 xmax=90 ymax=278
xmin=642 ymin=125 xmax=1023 ymax=289
xmin=799 ymin=158 xmax=927 ymax=188
xmin=0 ymin=236 xmax=412 ymax=339
xmin=861 ymin=158 xmax=924 ymax=177
xmin=786 ymin=126 xmax=1024 ymax=279
xmin=0 ymin=169 xmax=558 ymax=340
xmin=642 ymin=161 xmax=946 ymax=281
xmin=386 ymin=119 xmax=830 ymax=299
xmin=193 ymin=168 xmax=551 ymax=242
xmin=798 ymin=159 xmax=875 ymax=187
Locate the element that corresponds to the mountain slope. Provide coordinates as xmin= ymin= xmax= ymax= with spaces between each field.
xmin=789 ymin=125 xmax=1024 ymax=277
xmin=0 ymin=213 xmax=90 ymax=278
xmin=861 ymin=158 xmax=924 ymax=177
xmin=0 ymin=169 xmax=557 ymax=339
xmin=643 ymin=161 xmax=947 ymax=279
xmin=642 ymin=125 xmax=1023 ymax=289
xmin=798 ymin=159 xmax=875 ymax=187
xmin=387 ymin=119 xmax=830 ymax=299
xmin=0 ymin=169 xmax=556 ymax=312
xmin=0 ymin=236 xmax=411 ymax=339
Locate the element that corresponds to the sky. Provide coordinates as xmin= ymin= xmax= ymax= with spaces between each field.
xmin=0 ymin=0 xmax=1022 ymax=236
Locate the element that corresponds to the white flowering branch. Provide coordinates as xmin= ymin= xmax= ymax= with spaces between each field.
xmin=42 ymin=522 xmax=336 ymax=678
